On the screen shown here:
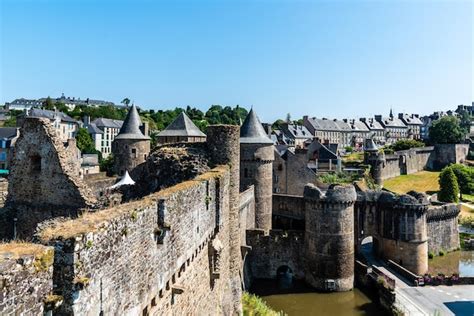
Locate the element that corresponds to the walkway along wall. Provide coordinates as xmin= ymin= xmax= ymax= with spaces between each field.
xmin=36 ymin=166 xmax=240 ymax=315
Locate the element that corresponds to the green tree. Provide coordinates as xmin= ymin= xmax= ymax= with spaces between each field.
xmin=75 ymin=128 xmax=95 ymax=153
xmin=391 ymin=139 xmax=425 ymax=152
xmin=100 ymin=154 xmax=115 ymax=176
xmin=43 ymin=96 xmax=54 ymax=110
xmin=2 ymin=116 xmax=16 ymax=127
xmin=272 ymin=119 xmax=285 ymax=130
xmin=121 ymin=98 xmax=131 ymax=107
xmin=438 ymin=166 xmax=460 ymax=203
xmin=450 ymin=164 xmax=474 ymax=198
xmin=429 ymin=116 xmax=465 ymax=144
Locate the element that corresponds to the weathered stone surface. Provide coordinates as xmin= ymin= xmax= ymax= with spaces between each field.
xmin=129 ymin=143 xmax=210 ymax=197
xmin=0 ymin=245 xmax=53 ymax=316
xmin=4 ymin=118 xmax=96 ymax=239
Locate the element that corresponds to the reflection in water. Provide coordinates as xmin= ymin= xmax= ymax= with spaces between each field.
xmin=251 ymin=279 xmax=387 ymax=316
xmin=263 ymin=290 xmax=386 ymax=316
xmin=428 ymin=251 xmax=474 ymax=276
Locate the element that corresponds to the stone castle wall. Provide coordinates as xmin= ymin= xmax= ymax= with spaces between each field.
xmin=427 ymin=204 xmax=460 ymax=254
xmin=379 ymin=147 xmax=434 ymax=181
xmin=240 ymin=144 xmax=273 ymax=231
xmin=433 ymin=144 xmax=469 ymax=169
xmin=272 ymin=194 xmax=305 ymax=220
xmin=304 ymin=184 xmax=356 ymax=291
xmin=239 ymin=185 xmax=256 ymax=230
xmin=245 ymin=229 xmax=304 ymax=282
xmin=0 ymin=245 xmax=53 ymax=316
xmin=41 ymin=166 xmax=238 ymax=315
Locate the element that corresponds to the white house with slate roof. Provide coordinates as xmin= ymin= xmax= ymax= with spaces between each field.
xmin=88 ymin=118 xmax=123 ymax=157
xmin=398 ymin=113 xmax=423 ymax=140
xmin=18 ymin=108 xmax=79 ymax=142
xmin=375 ymin=111 xmax=408 ymax=144
xmin=303 ymin=116 xmax=352 ymax=147
xmin=156 ymin=112 xmax=206 ymax=144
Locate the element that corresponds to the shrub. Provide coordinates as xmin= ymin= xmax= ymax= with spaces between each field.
xmin=391 ymin=139 xmax=425 ymax=152
xmin=439 ymin=249 xmax=446 ymax=256
xmin=317 ymin=172 xmax=359 ymax=185
xmin=345 ymin=146 xmax=354 ymax=153
xmin=438 ymin=167 xmax=460 ymax=203
xmin=242 ymin=292 xmax=283 ymax=316
xmin=450 ymin=164 xmax=474 ymax=196
xmin=428 ymin=252 xmax=434 ymax=259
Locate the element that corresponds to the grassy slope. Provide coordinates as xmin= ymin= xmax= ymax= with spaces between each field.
xmin=383 ymin=171 xmax=440 ymax=195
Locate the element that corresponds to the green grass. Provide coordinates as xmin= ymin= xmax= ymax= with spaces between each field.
xmin=342 ymin=152 xmax=364 ymax=163
xmin=383 ymin=171 xmax=440 ymax=195
xmin=461 ymin=194 xmax=474 ymax=203
xmin=242 ymin=292 xmax=284 ymax=316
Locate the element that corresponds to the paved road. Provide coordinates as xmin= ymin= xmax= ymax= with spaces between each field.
xmin=361 ymin=239 xmax=474 ymax=316
xmin=398 ymin=285 xmax=474 ymax=316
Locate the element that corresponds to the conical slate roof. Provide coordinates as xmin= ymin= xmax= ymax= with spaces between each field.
xmin=157 ymin=112 xmax=206 ymax=137
xmin=364 ymin=138 xmax=379 ymax=152
xmin=240 ymin=109 xmax=273 ymax=144
xmin=115 ymin=104 xmax=150 ymax=140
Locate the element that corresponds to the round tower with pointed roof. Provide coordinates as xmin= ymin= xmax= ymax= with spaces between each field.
xmin=240 ymin=109 xmax=274 ymax=232
xmin=112 ymin=104 xmax=150 ymax=175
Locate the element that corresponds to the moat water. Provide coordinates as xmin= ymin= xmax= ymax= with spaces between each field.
xmin=262 ymin=289 xmax=386 ymax=316
xmin=251 ymin=279 xmax=388 ymax=316
xmin=428 ymin=250 xmax=474 ymax=277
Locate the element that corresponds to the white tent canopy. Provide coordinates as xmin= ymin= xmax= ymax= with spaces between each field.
xmin=109 ymin=171 xmax=135 ymax=189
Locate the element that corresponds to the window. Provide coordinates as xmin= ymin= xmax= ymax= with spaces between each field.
xmin=30 ymin=155 xmax=42 ymax=173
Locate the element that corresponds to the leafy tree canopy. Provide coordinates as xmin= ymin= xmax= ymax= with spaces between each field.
xmin=390 ymin=139 xmax=425 ymax=152
xmin=429 ymin=116 xmax=465 ymax=144
xmin=438 ymin=166 xmax=460 ymax=203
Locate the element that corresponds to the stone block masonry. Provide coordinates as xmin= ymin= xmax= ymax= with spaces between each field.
xmin=39 ymin=166 xmax=238 ymax=315
xmin=427 ymin=204 xmax=460 ymax=254
xmin=0 ymin=243 xmax=54 ymax=316
xmin=245 ymin=229 xmax=304 ymax=284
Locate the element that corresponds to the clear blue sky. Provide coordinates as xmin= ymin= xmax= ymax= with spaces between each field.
xmin=0 ymin=0 xmax=472 ymax=122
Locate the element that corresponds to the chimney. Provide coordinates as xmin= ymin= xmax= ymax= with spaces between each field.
xmin=343 ymin=119 xmax=348 ymax=123
xmin=398 ymin=113 xmax=404 ymax=119
xmin=83 ymin=115 xmax=91 ymax=126
xmin=141 ymin=121 xmax=149 ymax=137
xmin=374 ymin=115 xmax=382 ymax=121
xmin=360 ymin=117 xmax=366 ymax=123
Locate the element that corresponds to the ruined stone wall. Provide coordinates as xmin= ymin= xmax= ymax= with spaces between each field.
xmin=0 ymin=181 xmax=7 ymax=207
xmin=0 ymin=244 xmax=54 ymax=316
xmin=7 ymin=118 xmax=95 ymax=209
xmin=427 ymin=204 xmax=460 ymax=254
xmin=5 ymin=118 xmax=96 ymax=239
xmin=245 ymin=229 xmax=304 ymax=282
xmin=44 ymin=167 xmax=239 ymax=315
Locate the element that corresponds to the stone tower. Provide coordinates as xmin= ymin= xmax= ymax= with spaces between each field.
xmin=364 ymin=138 xmax=385 ymax=185
xmin=112 ymin=104 xmax=150 ymax=176
xmin=240 ymin=109 xmax=274 ymax=232
xmin=304 ymin=184 xmax=357 ymax=292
